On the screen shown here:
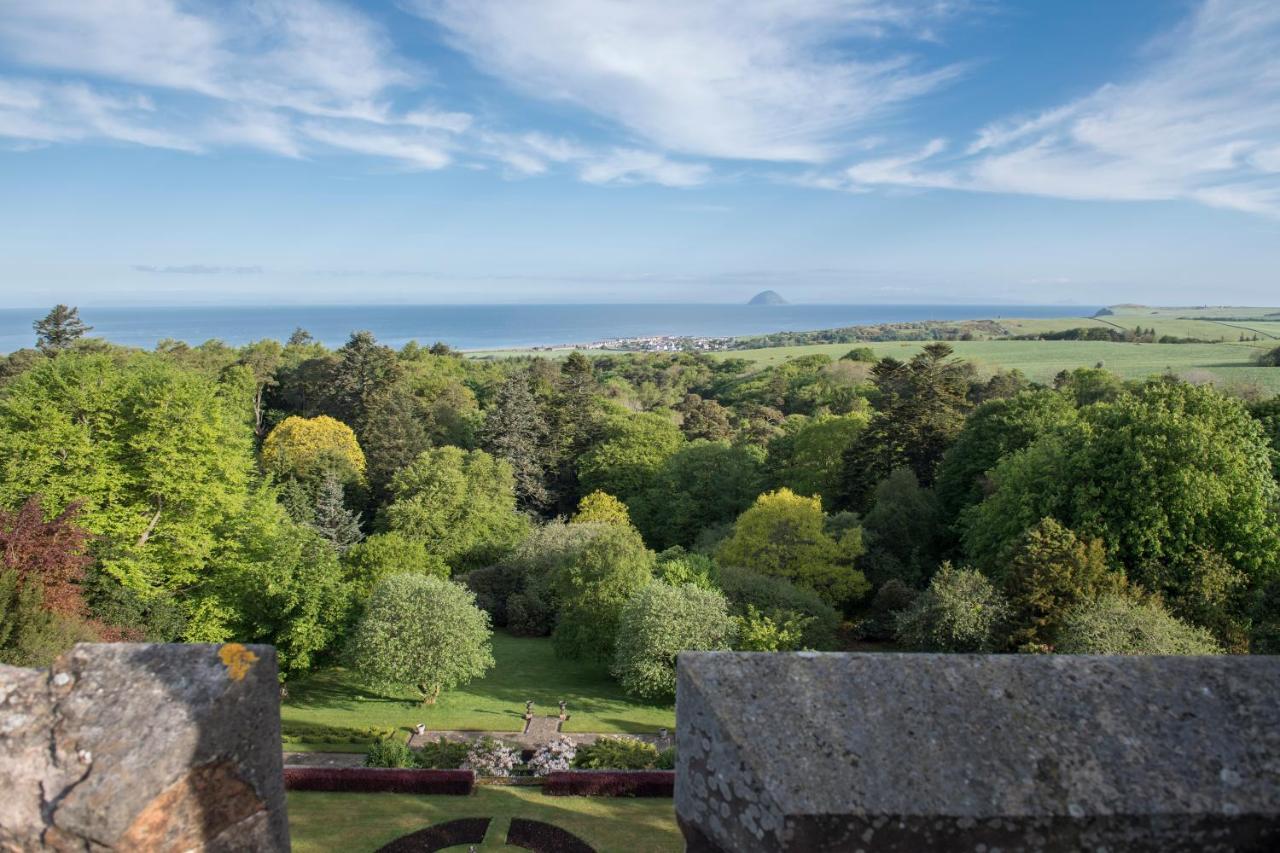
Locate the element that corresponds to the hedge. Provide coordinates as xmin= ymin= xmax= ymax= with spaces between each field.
xmin=506 ymin=818 xmax=596 ymax=853
xmin=283 ymin=767 xmax=474 ymax=795
xmin=541 ymin=770 xmax=674 ymax=797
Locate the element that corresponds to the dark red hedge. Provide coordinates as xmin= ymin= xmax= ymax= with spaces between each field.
xmin=283 ymin=766 xmax=474 ymax=795
xmin=541 ymin=770 xmax=674 ymax=797
xmin=375 ymin=818 xmax=490 ymax=852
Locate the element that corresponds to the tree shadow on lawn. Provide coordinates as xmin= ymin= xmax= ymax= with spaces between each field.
xmin=284 ymin=668 xmax=419 ymax=712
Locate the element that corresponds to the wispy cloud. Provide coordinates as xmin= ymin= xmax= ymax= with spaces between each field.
xmin=134 ymin=264 xmax=264 ymax=275
xmin=826 ymin=0 xmax=1280 ymax=215
xmin=0 ymin=0 xmax=717 ymax=187
xmin=407 ymin=0 xmax=965 ymax=162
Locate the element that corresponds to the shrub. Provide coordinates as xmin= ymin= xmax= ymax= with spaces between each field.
xmin=611 ymin=583 xmax=735 ymax=700
xmin=282 ymin=767 xmax=474 ymax=795
xmin=415 ymin=736 xmax=470 ymax=770
xmin=853 ymin=579 xmax=917 ymax=642
xmin=653 ymin=548 xmax=718 ymax=590
xmin=364 ymin=738 xmax=414 ymax=768
xmin=655 ymin=746 xmax=676 ymax=771
xmin=528 ymin=736 xmax=577 ymax=776
xmin=463 ymin=736 xmax=521 ymax=777
xmin=463 ymin=563 xmax=524 ymax=626
xmin=571 ymin=736 xmax=659 ymax=770
xmin=894 ymin=563 xmax=1009 ymax=652
xmin=715 ymin=564 xmax=840 ymax=649
xmin=506 ymin=587 xmax=556 ymax=637
xmin=543 ymin=770 xmax=674 ymax=797
xmin=733 ymin=604 xmax=812 ymax=651
xmin=1057 ymin=594 xmax=1222 ymax=655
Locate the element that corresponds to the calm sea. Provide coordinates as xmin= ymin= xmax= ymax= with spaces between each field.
xmin=0 ymin=304 xmax=1097 ymax=354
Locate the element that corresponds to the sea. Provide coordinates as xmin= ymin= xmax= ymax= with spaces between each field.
xmin=0 ymin=304 xmax=1097 ymax=354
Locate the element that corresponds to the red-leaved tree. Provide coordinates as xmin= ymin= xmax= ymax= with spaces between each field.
xmin=0 ymin=496 xmax=94 ymax=618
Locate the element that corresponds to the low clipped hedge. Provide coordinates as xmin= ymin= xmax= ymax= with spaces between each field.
xmin=542 ymin=770 xmax=674 ymax=797
xmin=283 ymin=767 xmax=474 ymax=795
xmin=281 ymin=724 xmax=398 ymax=747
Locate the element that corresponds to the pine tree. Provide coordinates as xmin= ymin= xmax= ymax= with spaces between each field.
xmin=33 ymin=305 xmax=92 ymax=354
xmin=309 ymin=472 xmax=364 ymax=553
xmin=481 ymin=371 xmax=554 ymax=512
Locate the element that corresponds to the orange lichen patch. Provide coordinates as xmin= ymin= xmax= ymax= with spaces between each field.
xmin=117 ymin=760 xmax=266 ymax=850
xmin=218 ymin=643 xmax=259 ymax=681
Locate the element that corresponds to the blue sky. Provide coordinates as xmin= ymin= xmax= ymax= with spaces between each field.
xmin=1 ymin=0 xmax=1278 ymax=306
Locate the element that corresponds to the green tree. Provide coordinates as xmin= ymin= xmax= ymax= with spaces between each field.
xmin=962 ymin=382 xmax=1280 ymax=631
xmin=1056 ymin=593 xmax=1222 ymax=655
xmin=330 ymin=331 xmax=402 ymax=426
xmin=934 ymin=390 xmax=1079 ymax=526
xmin=859 ymin=468 xmax=941 ymax=589
xmin=766 ymin=413 xmax=868 ymax=509
xmin=0 ymin=352 xmax=254 ymax=595
xmin=577 ymin=412 xmax=684 ymax=501
xmin=894 ymin=563 xmax=1008 ymax=652
xmin=677 ymin=394 xmax=733 ymax=441
xmin=481 ymin=371 xmax=554 ymax=512
xmin=384 ymin=447 xmax=529 ymax=571
xmin=309 ymin=472 xmax=364 ymax=553
xmin=199 ymin=487 xmax=352 ymax=675
xmin=717 ymin=488 xmax=869 ymax=606
xmin=33 ymin=305 xmax=92 ymax=354
xmin=1000 ymin=517 xmax=1123 ymax=649
xmin=343 ymin=531 xmax=449 ymax=598
xmin=629 ymin=440 xmax=764 ymax=550
xmin=346 ymin=574 xmax=495 ymax=704
xmin=358 ymin=388 xmax=432 ymax=502
xmin=552 ymin=523 xmax=654 ymax=661
xmin=1247 ymin=397 xmax=1280 ymax=478
xmin=234 ymin=339 xmax=284 ymax=439
xmin=611 ymin=583 xmax=735 ymax=700
xmin=839 ymin=343 xmax=974 ymax=511
xmin=1053 ymin=366 xmax=1125 ymax=406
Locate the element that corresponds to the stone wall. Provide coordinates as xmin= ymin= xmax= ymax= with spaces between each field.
xmin=676 ymin=652 xmax=1280 ymax=852
xmin=0 ymin=643 xmax=289 ymax=851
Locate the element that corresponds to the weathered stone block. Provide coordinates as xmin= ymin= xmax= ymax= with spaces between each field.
xmin=0 ymin=643 xmax=289 ymax=851
xmin=676 ymin=652 xmax=1280 ymax=852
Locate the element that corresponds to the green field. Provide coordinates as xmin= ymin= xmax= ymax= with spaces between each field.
xmin=288 ymin=789 xmax=681 ymax=853
xmin=281 ymin=631 xmax=674 ymax=748
xmin=715 ymin=339 xmax=1280 ymax=394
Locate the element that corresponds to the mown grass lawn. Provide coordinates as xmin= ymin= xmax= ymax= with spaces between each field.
xmin=288 ymin=789 xmax=681 ymax=852
xmin=281 ymin=631 xmax=674 ymax=747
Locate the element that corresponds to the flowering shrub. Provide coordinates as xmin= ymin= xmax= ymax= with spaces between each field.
xmin=463 ymin=735 xmax=520 ymax=777
xmin=528 ymin=736 xmax=577 ymax=776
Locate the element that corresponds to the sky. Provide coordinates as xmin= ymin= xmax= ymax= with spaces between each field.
xmin=0 ymin=0 xmax=1278 ymax=306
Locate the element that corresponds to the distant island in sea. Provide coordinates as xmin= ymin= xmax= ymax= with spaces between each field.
xmin=748 ymin=290 xmax=788 ymax=305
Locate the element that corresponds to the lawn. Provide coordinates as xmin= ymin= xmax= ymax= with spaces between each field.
xmin=281 ymin=631 xmax=674 ymax=748
xmin=288 ymin=789 xmax=682 ymax=853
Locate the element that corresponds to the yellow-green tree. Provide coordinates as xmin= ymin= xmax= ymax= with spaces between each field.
xmin=571 ymin=491 xmax=633 ymax=528
xmin=717 ymin=488 xmax=868 ymax=606
xmin=261 ymin=415 xmax=366 ymax=485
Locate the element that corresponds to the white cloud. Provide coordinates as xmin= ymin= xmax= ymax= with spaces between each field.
xmin=302 ymin=123 xmax=451 ymax=170
xmin=578 ymin=149 xmax=711 ymax=187
xmin=408 ymin=0 xmax=963 ymax=162
xmin=832 ymin=0 xmax=1280 ymax=215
